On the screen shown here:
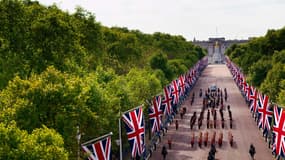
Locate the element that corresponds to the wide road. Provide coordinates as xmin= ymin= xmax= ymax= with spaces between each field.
xmin=150 ymin=64 xmax=273 ymax=160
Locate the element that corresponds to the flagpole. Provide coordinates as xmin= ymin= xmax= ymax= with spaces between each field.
xmin=81 ymin=132 xmax=113 ymax=146
xmin=119 ymin=114 xmax=123 ymax=160
xmin=122 ymin=105 xmax=144 ymax=115
xmin=143 ymin=111 xmax=146 ymax=160
xmin=76 ymin=125 xmax=81 ymax=160
xmin=145 ymin=99 xmax=152 ymax=140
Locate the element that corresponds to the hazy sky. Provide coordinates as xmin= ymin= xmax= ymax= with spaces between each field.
xmin=38 ymin=0 xmax=285 ymax=40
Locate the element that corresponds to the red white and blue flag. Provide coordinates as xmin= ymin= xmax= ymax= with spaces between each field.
xmin=162 ymin=85 xmax=173 ymax=116
xmin=245 ymin=84 xmax=251 ymax=100
xmin=233 ymin=70 xmax=239 ymax=82
xmin=122 ymin=106 xmax=145 ymax=158
xmin=149 ymin=96 xmax=163 ymax=133
xmin=171 ymin=80 xmax=179 ymax=105
xmin=186 ymin=73 xmax=193 ymax=87
xmin=179 ymin=75 xmax=186 ymax=96
xmin=257 ymin=93 xmax=273 ymax=135
xmin=272 ymin=105 xmax=285 ymax=158
xmin=82 ymin=135 xmax=112 ymax=160
xmin=242 ymin=77 xmax=245 ymax=94
xmin=191 ymin=69 xmax=197 ymax=83
xmin=249 ymin=86 xmax=258 ymax=113
xmin=239 ymin=74 xmax=245 ymax=89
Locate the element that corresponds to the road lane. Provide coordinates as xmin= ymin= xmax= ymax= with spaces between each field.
xmin=150 ymin=64 xmax=273 ymax=160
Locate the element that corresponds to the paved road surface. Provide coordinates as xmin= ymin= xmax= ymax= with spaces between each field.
xmin=150 ymin=64 xmax=273 ymax=160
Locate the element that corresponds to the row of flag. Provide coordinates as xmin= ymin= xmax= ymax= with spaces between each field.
xmin=226 ymin=57 xmax=285 ymax=159
xmin=122 ymin=58 xmax=207 ymax=159
xmin=81 ymin=57 xmax=208 ymax=160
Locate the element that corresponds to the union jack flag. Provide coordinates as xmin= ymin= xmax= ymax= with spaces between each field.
xmin=187 ymin=74 xmax=193 ymax=87
xmin=149 ymin=96 xmax=163 ymax=133
xmin=249 ymin=86 xmax=258 ymax=113
xmin=82 ymin=135 xmax=112 ymax=160
xmin=242 ymin=79 xmax=247 ymax=93
xmin=239 ymin=74 xmax=245 ymax=89
xmin=233 ymin=70 xmax=239 ymax=82
xmin=122 ymin=106 xmax=145 ymax=158
xmin=162 ymin=85 xmax=173 ymax=116
xmin=179 ymin=75 xmax=186 ymax=96
xmin=191 ymin=69 xmax=197 ymax=83
xmin=171 ymin=80 xmax=179 ymax=105
xmin=257 ymin=93 xmax=273 ymax=136
xmin=184 ymin=73 xmax=191 ymax=89
xmin=272 ymin=105 xmax=285 ymax=158
xmin=245 ymin=84 xmax=251 ymax=100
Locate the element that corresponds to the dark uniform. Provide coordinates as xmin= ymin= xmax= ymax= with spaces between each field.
xmin=161 ymin=145 xmax=168 ymax=160
xmin=175 ymin=120 xmax=179 ymax=130
xmin=208 ymin=144 xmax=217 ymax=160
xmin=249 ymin=144 xmax=256 ymax=160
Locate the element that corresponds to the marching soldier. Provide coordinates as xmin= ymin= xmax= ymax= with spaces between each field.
xmin=161 ymin=145 xmax=168 ymax=160
xmin=190 ymin=112 xmax=197 ymax=130
xmin=211 ymin=132 xmax=216 ymax=146
xmin=229 ymin=110 xmax=232 ymax=120
xmin=180 ymin=108 xmax=184 ymax=119
xmin=198 ymin=132 xmax=203 ymax=147
xmin=204 ymin=131 xmax=209 ymax=146
xmin=175 ymin=120 xmax=179 ymax=130
xmin=249 ymin=144 xmax=256 ymax=160
xmin=190 ymin=133 xmax=195 ymax=147
xmin=207 ymin=110 xmax=210 ymax=129
xmin=218 ymin=132 xmax=223 ymax=147
xmin=208 ymin=144 xmax=217 ymax=160
xmin=168 ymin=138 xmax=172 ymax=149
xmin=199 ymin=88 xmax=203 ymax=97
xmin=198 ymin=117 xmax=203 ymax=129
xmin=229 ymin=110 xmax=233 ymax=128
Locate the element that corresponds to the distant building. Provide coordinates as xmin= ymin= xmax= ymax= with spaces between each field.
xmin=192 ymin=37 xmax=248 ymax=64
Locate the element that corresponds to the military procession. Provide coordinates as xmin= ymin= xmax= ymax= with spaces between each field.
xmin=147 ymin=62 xmax=275 ymax=160
xmin=147 ymin=79 xmax=238 ymax=160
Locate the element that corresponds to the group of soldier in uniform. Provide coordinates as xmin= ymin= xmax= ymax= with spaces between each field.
xmin=163 ymin=86 xmax=235 ymax=160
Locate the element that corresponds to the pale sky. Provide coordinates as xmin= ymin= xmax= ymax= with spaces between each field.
xmin=38 ymin=0 xmax=285 ymax=41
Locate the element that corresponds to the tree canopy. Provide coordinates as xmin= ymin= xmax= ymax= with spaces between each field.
xmin=0 ymin=0 xmax=205 ymax=159
xmin=226 ymin=27 xmax=285 ymax=105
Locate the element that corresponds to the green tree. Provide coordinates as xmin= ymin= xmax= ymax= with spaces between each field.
xmin=150 ymin=52 xmax=174 ymax=80
xmin=0 ymin=67 xmax=110 ymax=159
xmin=247 ymin=59 xmax=272 ymax=87
xmin=0 ymin=122 xmax=68 ymax=160
xmin=260 ymin=63 xmax=285 ymax=102
xmin=277 ymin=80 xmax=285 ymax=106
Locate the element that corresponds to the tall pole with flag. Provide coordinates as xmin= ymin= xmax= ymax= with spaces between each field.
xmin=121 ymin=105 xmax=145 ymax=159
xmin=76 ymin=125 xmax=81 ymax=160
xmin=117 ymin=97 xmax=123 ymax=160
xmin=118 ymin=113 xmax=123 ymax=160
xmin=145 ymin=99 xmax=152 ymax=140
